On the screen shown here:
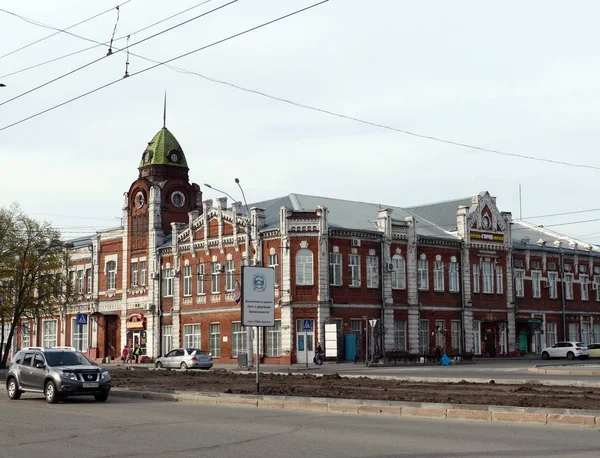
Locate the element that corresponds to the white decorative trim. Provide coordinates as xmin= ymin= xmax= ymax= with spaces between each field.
xmin=395 ymin=247 xmax=402 ymax=255
xmin=332 ymin=246 xmax=339 ymax=253
xmin=351 ymin=248 xmax=358 ymax=254
xmin=212 ymin=255 xmax=218 ymax=262
xmin=226 ymin=253 xmax=233 ymax=261
xmin=369 ymin=249 xmax=375 ymax=256
xmin=450 ymin=256 xmax=457 ymax=262
xmin=435 ymin=254 xmax=442 ymax=261
xmin=300 ymin=241 xmax=309 ymax=249
xmin=184 ymin=259 xmax=190 ymax=266
xmin=270 ymin=247 xmax=277 ymax=255
xmin=419 ymin=253 xmax=427 ymax=261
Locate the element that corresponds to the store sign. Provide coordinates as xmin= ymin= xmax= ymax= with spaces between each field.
xmin=126 ymin=313 xmax=145 ymax=330
xmin=470 ymin=231 xmax=504 ymax=243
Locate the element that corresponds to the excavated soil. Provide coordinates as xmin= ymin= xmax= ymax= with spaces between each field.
xmin=106 ymin=368 xmax=600 ymax=410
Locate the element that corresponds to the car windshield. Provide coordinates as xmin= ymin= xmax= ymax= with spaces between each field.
xmin=45 ymin=351 xmax=92 ymax=367
xmin=576 ymin=343 xmax=587 ymax=347
xmin=186 ymin=348 xmax=205 ymax=355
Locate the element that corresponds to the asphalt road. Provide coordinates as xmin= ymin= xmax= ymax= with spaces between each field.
xmin=2 ymin=394 xmax=600 ymax=458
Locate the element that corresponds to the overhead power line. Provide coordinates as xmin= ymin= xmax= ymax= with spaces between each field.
xmin=0 ymin=0 xmax=238 ymax=108
xmin=523 ymin=208 xmax=600 ymax=220
xmin=0 ymin=0 xmax=332 ymax=133
xmin=0 ymin=0 xmax=133 ymax=60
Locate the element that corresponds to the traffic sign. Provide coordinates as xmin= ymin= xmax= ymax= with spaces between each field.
xmin=76 ymin=313 xmax=88 ymax=326
xmin=369 ymin=319 xmax=378 ymax=328
xmin=302 ymin=319 xmax=313 ymax=332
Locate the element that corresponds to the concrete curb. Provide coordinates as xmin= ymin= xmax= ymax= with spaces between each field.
xmin=529 ymin=366 xmax=600 ymax=376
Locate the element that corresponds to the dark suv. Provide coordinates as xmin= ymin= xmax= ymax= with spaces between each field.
xmin=6 ymin=346 xmax=112 ymax=403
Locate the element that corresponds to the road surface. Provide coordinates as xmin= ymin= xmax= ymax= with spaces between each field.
xmin=1 ymin=394 xmax=599 ymax=457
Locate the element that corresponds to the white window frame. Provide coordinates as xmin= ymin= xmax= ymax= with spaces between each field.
xmin=131 ymin=261 xmax=139 ymax=287
xmin=366 ymin=256 xmax=379 ymax=288
xmin=162 ymin=325 xmax=173 ymax=355
xmin=531 ymin=270 xmax=541 ymax=299
xmin=106 ymin=261 xmax=117 ymax=290
xmin=514 ymin=269 xmax=524 ymax=297
xmin=329 ymin=252 xmax=342 ymax=286
xmin=481 ymin=262 xmax=493 ymax=294
xmin=418 ymin=320 xmax=429 ymax=354
xmin=267 ymin=320 xmax=282 ymax=357
xmin=451 ymin=320 xmax=462 ymax=352
xmin=21 ymin=322 xmax=30 ymax=349
xmin=593 ymin=322 xmax=600 ymax=343
xmin=183 ymin=264 xmax=192 ymax=296
xmin=211 ymin=262 xmax=220 ymax=294
xmin=268 ymin=254 xmax=279 ymax=286
xmin=472 ymin=264 xmax=480 ymax=293
xmin=582 ymin=321 xmax=591 ymax=345
xmin=545 ymin=322 xmax=557 ymax=348
xmin=349 ymin=254 xmax=361 ymax=287
xmin=296 ymin=249 xmax=314 ymax=286
xmin=162 ymin=267 xmax=173 ymax=297
xmin=449 ymin=261 xmax=459 ymax=293
xmin=391 ymin=255 xmax=406 ymax=290
xmin=225 ymin=260 xmax=235 ymax=292
xmin=596 ymin=276 xmax=600 ymax=302
xmin=70 ymin=317 xmax=88 ymax=352
xmin=140 ymin=260 xmax=147 ymax=286
xmin=495 ymin=264 xmax=503 ymax=294
xmin=86 ymin=268 xmax=92 ymax=294
xmin=197 ymin=264 xmax=206 ymax=295
xmin=209 ymin=323 xmax=221 ymax=358
xmin=548 ymin=272 xmax=558 ymax=299
xmin=77 ymin=270 xmax=84 ymax=294
xmin=580 ymin=274 xmax=589 ymax=301
xmin=231 ymin=322 xmax=247 ymax=358
xmin=472 ymin=320 xmax=481 ymax=354
xmin=417 ymin=259 xmax=428 ymax=291
xmin=42 ymin=320 xmax=58 ymax=348
xmin=564 ymin=273 xmax=574 ymax=300
xmin=433 ymin=260 xmax=444 ymax=292
xmin=393 ymin=320 xmax=407 ymax=351
xmin=183 ymin=324 xmax=201 ymax=349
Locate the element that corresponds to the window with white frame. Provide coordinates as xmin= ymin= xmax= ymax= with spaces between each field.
xmin=231 ymin=322 xmax=247 ymax=357
xmin=183 ymin=324 xmax=201 ymax=349
xmin=183 ymin=264 xmax=192 ymax=296
xmin=77 ymin=270 xmax=84 ymax=294
xmin=162 ymin=325 xmax=173 ymax=355
xmin=211 ymin=262 xmax=220 ymax=294
xmin=106 ymin=261 xmax=116 ymax=290
xmin=42 ymin=320 xmax=57 ymax=348
xmin=564 ymin=273 xmax=574 ymax=300
xmin=366 ymin=256 xmax=379 ymax=288
xmin=495 ymin=265 xmax=503 ymax=294
xmin=71 ymin=317 xmax=88 ymax=352
xmin=393 ymin=320 xmax=407 ymax=351
xmin=531 ymin=271 xmax=541 ymax=298
xmin=225 ymin=260 xmax=235 ymax=292
xmin=472 ymin=264 xmax=480 ymax=293
xmin=596 ymin=276 xmax=600 ymax=302
xmin=514 ymin=270 xmax=524 ymax=297
xmin=86 ymin=268 xmax=92 ymax=294
xmin=548 ymin=272 xmax=558 ymax=299
xmin=451 ymin=320 xmax=462 ymax=352
xmin=582 ymin=321 xmax=591 ymax=345
xmin=162 ymin=267 xmax=173 ymax=297
xmin=197 ymin=264 xmax=206 ymax=295
xmin=131 ymin=261 xmax=138 ymax=287
xmin=418 ymin=320 xmax=429 ymax=354
xmin=21 ymin=322 xmax=30 ymax=349
xmin=267 ymin=320 xmax=282 ymax=357
xmin=434 ymin=320 xmax=445 ymax=348
xmin=329 ymin=253 xmax=342 ymax=286
xmin=391 ymin=255 xmax=406 ymax=290
xmin=568 ymin=322 xmax=579 ymax=342
xmin=482 ymin=262 xmax=493 ymax=293
xmin=296 ymin=249 xmax=314 ymax=286
xmin=472 ymin=321 xmax=481 ymax=354
xmin=545 ymin=322 xmax=557 ymax=348
xmin=581 ymin=274 xmax=589 ymax=301
xmin=417 ymin=258 xmax=428 ymax=290
xmin=268 ymin=254 xmax=279 ymax=285
xmin=449 ymin=259 xmax=459 ymax=292
xmin=594 ymin=323 xmax=600 ymax=343
xmin=140 ymin=260 xmax=147 ymax=286
xmin=349 ymin=254 xmax=361 ymax=287
xmin=433 ymin=260 xmax=444 ymax=291
xmin=210 ymin=323 xmax=221 ymax=357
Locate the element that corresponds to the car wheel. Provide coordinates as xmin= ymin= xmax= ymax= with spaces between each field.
xmin=94 ymin=391 xmax=109 ymax=402
xmin=155 ymin=361 xmax=163 ymax=369
xmin=567 ymin=351 xmax=575 ymax=360
xmin=7 ymin=378 xmax=21 ymax=400
xmin=45 ymin=380 xmax=59 ymax=404
xmin=180 ymin=362 xmax=188 ymax=370
xmin=541 ymin=351 xmax=550 ymax=360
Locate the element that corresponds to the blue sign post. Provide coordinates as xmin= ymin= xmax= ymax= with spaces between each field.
xmin=302 ymin=319 xmax=312 ymax=332
xmin=76 ymin=313 xmax=88 ymax=326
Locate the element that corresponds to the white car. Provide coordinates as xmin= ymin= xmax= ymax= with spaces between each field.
xmin=541 ymin=341 xmax=590 ymax=360
xmin=154 ymin=348 xmax=213 ymax=370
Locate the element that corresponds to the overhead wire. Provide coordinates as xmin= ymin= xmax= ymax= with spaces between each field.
xmin=0 ymin=0 xmax=239 ymax=108
xmin=0 ymin=0 xmax=332 ymax=133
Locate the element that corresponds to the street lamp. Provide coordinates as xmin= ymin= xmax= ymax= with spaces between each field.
xmin=204 ymin=180 xmax=254 ymax=368
xmin=0 ymin=83 xmax=6 ymax=87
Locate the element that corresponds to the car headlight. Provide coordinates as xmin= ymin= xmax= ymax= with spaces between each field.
xmin=101 ymin=371 xmax=110 ymax=380
xmin=62 ymin=371 xmax=77 ymax=381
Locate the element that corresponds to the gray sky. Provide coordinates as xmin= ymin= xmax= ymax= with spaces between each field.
xmin=1 ymin=0 xmax=600 ymax=242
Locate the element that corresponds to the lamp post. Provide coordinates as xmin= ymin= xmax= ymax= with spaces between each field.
xmin=204 ymin=180 xmax=254 ymax=368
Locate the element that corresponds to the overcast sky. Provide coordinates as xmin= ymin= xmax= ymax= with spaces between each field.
xmin=1 ymin=0 xmax=600 ymax=242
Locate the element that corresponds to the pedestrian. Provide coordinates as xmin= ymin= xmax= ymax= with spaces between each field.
xmin=121 ymin=345 xmax=127 ymax=363
xmin=134 ymin=343 xmax=141 ymax=364
xmin=314 ymin=342 xmax=323 ymax=365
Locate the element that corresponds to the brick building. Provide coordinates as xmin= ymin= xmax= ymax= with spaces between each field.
xmin=8 ymin=125 xmax=600 ymax=363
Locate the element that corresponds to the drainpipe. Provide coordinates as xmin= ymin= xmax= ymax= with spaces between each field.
xmin=459 ymin=241 xmax=467 ymax=354
xmin=380 ymin=235 xmax=385 ymax=358
xmin=559 ymin=247 xmax=566 ymax=340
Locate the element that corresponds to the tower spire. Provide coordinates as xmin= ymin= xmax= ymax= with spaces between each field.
xmin=163 ymin=90 xmax=167 ymax=128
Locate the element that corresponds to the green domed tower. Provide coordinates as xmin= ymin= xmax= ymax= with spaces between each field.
xmin=138 ymin=126 xmax=189 ymax=181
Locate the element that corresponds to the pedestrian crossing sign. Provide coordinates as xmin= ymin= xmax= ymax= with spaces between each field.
xmin=76 ymin=313 xmax=88 ymax=326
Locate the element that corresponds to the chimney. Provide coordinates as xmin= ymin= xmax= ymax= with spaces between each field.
xmin=232 ymin=201 xmax=243 ymax=216
xmin=216 ymin=197 xmax=227 ymax=211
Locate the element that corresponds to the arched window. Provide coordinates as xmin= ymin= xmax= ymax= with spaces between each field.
xmin=391 ymin=254 xmax=406 ymax=290
xmin=296 ymin=249 xmax=314 ymax=286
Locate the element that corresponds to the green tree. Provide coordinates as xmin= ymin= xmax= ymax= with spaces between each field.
xmin=0 ymin=204 xmax=73 ymax=368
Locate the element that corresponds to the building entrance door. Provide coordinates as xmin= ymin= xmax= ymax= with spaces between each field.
xmin=296 ymin=319 xmax=314 ymax=364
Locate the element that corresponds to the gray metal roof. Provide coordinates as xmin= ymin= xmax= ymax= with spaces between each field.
xmin=405 ymin=197 xmax=473 ymax=231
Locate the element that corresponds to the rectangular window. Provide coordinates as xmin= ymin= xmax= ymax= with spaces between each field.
xmin=231 ymin=322 xmax=247 ymax=358
xmin=77 ymin=270 xmax=84 ymax=294
xmin=268 ymin=254 xmax=279 ymax=286
xmin=451 ymin=320 xmax=462 ymax=352
xmin=267 ymin=320 xmax=282 ymax=357
xmin=106 ymin=261 xmax=116 ymax=290
xmin=594 ymin=323 xmax=600 ymax=343
xmin=86 ymin=268 xmax=92 ymax=294
xmin=366 ymin=256 xmax=379 ymax=288
xmin=433 ymin=261 xmax=444 ymax=291
xmin=417 ymin=260 xmax=428 ymax=290
xmin=472 ymin=264 xmax=480 ymax=293
xmin=225 ymin=260 xmax=235 ymax=292
xmin=596 ymin=277 xmax=600 ymax=302
xmin=209 ymin=323 xmax=221 ymax=357
xmin=162 ymin=268 xmax=173 ymax=297
xmin=582 ymin=322 xmax=591 ymax=345
xmin=349 ymin=254 xmax=361 ymax=287
xmin=418 ymin=320 xmax=429 ymax=354
xmin=296 ymin=250 xmax=314 ymax=286
xmin=392 ymin=256 xmax=406 ymax=290
xmin=42 ymin=320 xmax=57 ymax=348
xmin=183 ymin=324 xmax=201 ymax=349
xmin=495 ymin=265 xmax=503 ymax=294
xmin=70 ymin=317 xmax=88 ymax=352
xmin=329 ymin=253 xmax=342 ymax=286
xmin=548 ymin=272 xmax=558 ymax=299
xmin=350 ymin=319 xmax=362 ymax=336
xmin=196 ymin=264 xmax=206 ymax=295
xmin=531 ymin=271 xmax=541 ymax=298
xmin=565 ymin=273 xmax=574 ymax=300
xmin=211 ymin=262 xmax=220 ymax=294
xmin=393 ymin=320 xmax=407 ymax=351
xmin=472 ymin=321 xmax=481 ymax=354
xmin=545 ymin=322 xmax=557 ymax=348
xmin=482 ymin=262 xmax=493 ymax=294
xmin=183 ymin=265 xmax=192 ymax=296
xmin=568 ymin=322 xmax=579 ymax=342
xmin=21 ymin=323 xmax=30 ymax=349
xmin=449 ymin=261 xmax=459 ymax=292
xmin=581 ymin=274 xmax=589 ymax=301
xmin=434 ymin=320 xmax=445 ymax=348
xmin=140 ymin=260 xmax=147 ymax=286
xmin=131 ymin=261 xmax=138 ymax=287
xmin=514 ymin=270 xmax=524 ymax=297
xmin=162 ymin=325 xmax=173 ymax=355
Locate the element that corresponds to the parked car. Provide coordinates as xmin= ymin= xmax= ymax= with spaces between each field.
xmin=154 ymin=348 xmax=213 ymax=370
xmin=6 ymin=346 xmax=111 ymax=404
xmin=541 ymin=341 xmax=590 ymax=360
xmin=585 ymin=343 xmax=600 ymax=358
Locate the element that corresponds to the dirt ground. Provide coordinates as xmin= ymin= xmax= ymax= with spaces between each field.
xmin=105 ymin=368 xmax=600 ymax=410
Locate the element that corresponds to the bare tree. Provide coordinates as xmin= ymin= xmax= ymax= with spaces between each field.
xmin=0 ymin=204 xmax=73 ymax=368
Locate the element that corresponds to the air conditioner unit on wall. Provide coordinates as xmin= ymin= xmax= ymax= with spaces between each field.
xmin=351 ymin=239 xmax=361 ymax=247
xmin=543 ymin=279 xmax=550 ymax=288
xmin=592 ymin=282 xmax=598 ymax=291
xmin=149 ymin=272 xmax=158 ymax=280
xmin=215 ymin=263 xmax=223 ymax=272
xmin=170 ymin=269 xmax=177 ymax=277
xmin=386 ymin=262 xmax=394 ymax=272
